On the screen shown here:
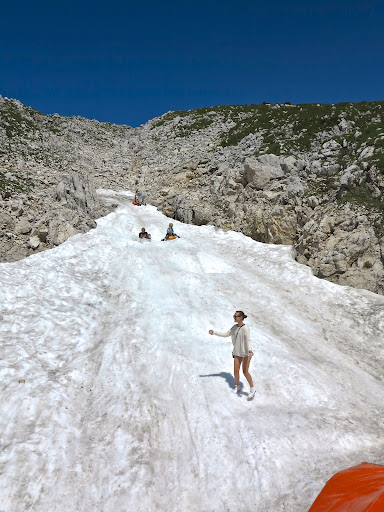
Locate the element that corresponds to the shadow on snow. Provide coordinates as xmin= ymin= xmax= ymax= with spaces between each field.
xmin=199 ymin=372 xmax=247 ymax=396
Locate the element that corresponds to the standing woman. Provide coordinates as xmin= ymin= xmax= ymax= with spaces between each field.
xmin=209 ymin=311 xmax=256 ymax=398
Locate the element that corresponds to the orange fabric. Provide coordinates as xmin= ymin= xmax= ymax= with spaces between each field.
xmin=309 ymin=463 xmax=384 ymax=512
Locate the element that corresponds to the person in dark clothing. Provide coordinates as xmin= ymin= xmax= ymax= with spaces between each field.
xmin=139 ymin=227 xmax=151 ymax=240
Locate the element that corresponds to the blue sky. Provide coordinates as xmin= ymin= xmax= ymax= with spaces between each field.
xmin=1 ymin=0 xmax=383 ymax=126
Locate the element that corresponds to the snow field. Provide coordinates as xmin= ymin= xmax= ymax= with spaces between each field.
xmin=0 ymin=190 xmax=384 ymax=511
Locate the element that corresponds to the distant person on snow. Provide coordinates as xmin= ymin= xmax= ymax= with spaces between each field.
xmin=139 ymin=227 xmax=151 ymax=240
xmin=209 ymin=311 xmax=256 ymax=399
xmin=162 ymin=222 xmax=180 ymax=241
xmin=135 ymin=190 xmax=146 ymax=205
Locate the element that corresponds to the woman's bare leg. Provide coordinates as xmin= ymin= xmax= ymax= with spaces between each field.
xmin=233 ymin=357 xmax=242 ymax=386
xmin=242 ymin=356 xmax=254 ymax=388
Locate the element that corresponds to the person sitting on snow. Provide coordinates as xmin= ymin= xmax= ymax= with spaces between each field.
xmin=139 ymin=227 xmax=151 ymax=240
xmin=162 ymin=222 xmax=180 ymax=241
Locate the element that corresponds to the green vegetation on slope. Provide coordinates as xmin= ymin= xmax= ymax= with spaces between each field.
xmin=151 ymin=101 xmax=384 ymax=171
xmin=0 ymin=100 xmax=37 ymax=138
xmin=219 ymin=101 xmax=384 ymax=156
xmin=339 ymin=179 xmax=384 ymax=212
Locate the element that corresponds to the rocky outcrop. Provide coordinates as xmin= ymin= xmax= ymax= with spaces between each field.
xmin=244 ymin=154 xmax=287 ymax=188
xmin=296 ymin=206 xmax=384 ymax=293
xmin=53 ymin=173 xmax=102 ymax=216
xmin=0 ymin=170 xmax=110 ymax=262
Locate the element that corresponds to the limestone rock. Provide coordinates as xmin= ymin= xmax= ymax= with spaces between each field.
xmin=244 ymin=155 xmax=285 ymax=189
xmin=281 ymin=156 xmax=297 ymax=173
xmin=0 ymin=212 xmax=15 ymax=231
xmin=320 ymin=164 xmax=340 ymax=176
xmin=281 ymin=176 xmax=304 ymax=202
xmin=296 ymin=205 xmax=383 ymax=294
xmin=53 ymin=173 xmax=104 ymax=216
xmin=29 ymin=236 xmax=40 ymax=249
xmin=340 ymin=165 xmax=361 ymax=189
xmin=193 ymin=207 xmax=212 ymax=226
xmin=307 ymin=196 xmax=319 ymax=208
xmin=15 ymin=219 xmax=32 ymax=235
xmin=37 ymin=228 xmax=49 ymax=243
xmin=48 ymin=218 xmax=78 ymax=246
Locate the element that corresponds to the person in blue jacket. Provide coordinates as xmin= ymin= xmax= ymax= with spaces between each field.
xmin=162 ymin=222 xmax=180 ymax=241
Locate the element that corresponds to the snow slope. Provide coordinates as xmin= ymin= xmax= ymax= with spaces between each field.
xmin=1 ymin=190 xmax=384 ymax=512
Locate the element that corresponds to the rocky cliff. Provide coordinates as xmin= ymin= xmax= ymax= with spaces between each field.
xmin=0 ymin=97 xmax=127 ymax=260
xmin=1 ymin=96 xmax=383 ymax=294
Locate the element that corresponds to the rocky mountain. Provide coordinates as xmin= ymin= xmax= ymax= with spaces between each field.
xmin=1 ymin=96 xmax=384 ymax=294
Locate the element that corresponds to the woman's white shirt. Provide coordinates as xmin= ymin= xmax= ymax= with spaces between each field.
xmin=213 ymin=324 xmax=252 ymax=357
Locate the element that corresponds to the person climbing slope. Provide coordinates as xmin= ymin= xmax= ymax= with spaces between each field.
xmin=209 ymin=310 xmax=256 ymax=399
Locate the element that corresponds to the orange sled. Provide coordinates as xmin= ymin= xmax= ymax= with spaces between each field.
xmin=309 ymin=462 xmax=384 ymax=512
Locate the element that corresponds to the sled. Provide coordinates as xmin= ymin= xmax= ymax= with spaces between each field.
xmin=309 ymin=462 xmax=384 ymax=511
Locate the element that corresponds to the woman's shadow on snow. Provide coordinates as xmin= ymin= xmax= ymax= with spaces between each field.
xmin=199 ymin=372 xmax=246 ymax=396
